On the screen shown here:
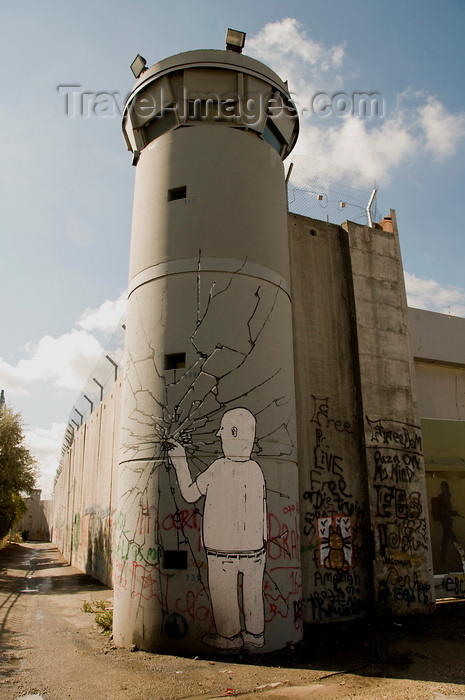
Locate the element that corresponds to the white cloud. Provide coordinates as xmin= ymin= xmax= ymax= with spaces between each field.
xmin=20 ymin=330 xmax=103 ymax=390
xmin=24 ymin=422 xmax=66 ymax=499
xmin=405 ymin=271 xmax=465 ymax=318
xmin=77 ymin=291 xmax=127 ymax=333
xmin=247 ymin=17 xmax=334 ymax=66
xmin=0 ymin=292 xmax=127 ymax=498
xmin=418 ymin=96 xmax=465 ymax=160
xmin=297 ymin=115 xmax=416 ymax=184
xmin=0 ymin=359 xmax=29 ymax=396
xmin=247 ymin=18 xmax=345 ymax=98
xmin=248 ymin=19 xmax=465 ymax=185
xmin=1 ymin=293 xmax=127 ymax=401
xmin=331 ymin=45 xmax=345 ymax=70
xmin=293 ymin=94 xmax=465 ymax=185
xmin=0 ymin=329 xmax=103 ymax=394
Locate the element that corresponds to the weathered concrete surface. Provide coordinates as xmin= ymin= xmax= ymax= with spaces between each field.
xmin=2 ymin=542 xmax=465 ymax=700
xmin=289 ymin=211 xmax=434 ymax=621
xmin=52 ymin=381 xmax=122 ymax=588
xmin=52 ymin=209 xmax=436 ymax=634
xmin=114 ymin=49 xmax=301 ymax=654
xmin=15 ymin=490 xmax=50 ymax=542
xmin=289 ymin=214 xmax=371 ymax=624
xmin=344 ymin=213 xmax=434 ymax=615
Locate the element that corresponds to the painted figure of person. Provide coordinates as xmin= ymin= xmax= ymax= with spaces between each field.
xmin=432 ymin=480 xmax=465 ymax=571
xmin=168 ymin=407 xmax=267 ymax=651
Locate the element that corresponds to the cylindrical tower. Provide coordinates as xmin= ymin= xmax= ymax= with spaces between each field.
xmin=113 ymin=42 xmax=301 ymax=654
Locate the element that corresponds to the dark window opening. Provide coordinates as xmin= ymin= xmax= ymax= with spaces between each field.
xmin=164 ymin=353 xmax=186 ymax=370
xmin=168 ymin=186 xmax=187 ymax=201
xmin=145 ymin=109 xmax=178 ymax=144
xmin=262 ymin=118 xmax=284 ymax=155
xmin=163 ymin=550 xmax=188 ymax=570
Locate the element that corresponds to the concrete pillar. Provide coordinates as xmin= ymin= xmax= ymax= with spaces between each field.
xmin=113 ymin=48 xmax=302 ymax=653
xmin=289 ymin=214 xmax=372 ymax=623
xmin=343 ymin=211 xmax=435 ymax=614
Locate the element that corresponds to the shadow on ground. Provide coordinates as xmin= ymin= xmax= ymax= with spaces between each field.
xmin=1 ymin=542 xmax=465 ymax=692
xmin=212 ymin=600 xmax=465 ymax=687
xmin=0 ymin=542 xmax=109 ymax=595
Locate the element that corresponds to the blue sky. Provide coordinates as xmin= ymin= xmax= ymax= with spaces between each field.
xmin=1 ymin=0 xmax=465 ymax=495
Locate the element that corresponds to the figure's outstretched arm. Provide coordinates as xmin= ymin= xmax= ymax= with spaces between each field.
xmin=168 ymin=439 xmax=202 ymax=503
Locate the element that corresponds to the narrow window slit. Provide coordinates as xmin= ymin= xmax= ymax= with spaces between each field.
xmin=164 ymin=353 xmax=186 ymax=370
xmin=168 ymin=186 xmax=187 ymax=201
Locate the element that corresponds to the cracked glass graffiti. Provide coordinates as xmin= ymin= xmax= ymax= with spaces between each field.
xmin=115 ymin=258 xmax=299 ymax=640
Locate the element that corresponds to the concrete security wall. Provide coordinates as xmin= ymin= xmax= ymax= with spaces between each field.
xmin=289 ymin=212 xmax=434 ymax=622
xmin=344 ymin=216 xmax=434 ymax=615
xmin=289 ymin=214 xmax=371 ymax=623
xmin=16 ymin=489 xmax=51 ymax=540
xmin=52 ymin=210 xmax=436 ymax=634
xmin=53 ymin=381 xmax=122 ymax=587
xmin=49 ymin=43 xmax=439 ymax=656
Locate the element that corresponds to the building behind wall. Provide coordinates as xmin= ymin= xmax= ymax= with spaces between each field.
xmin=408 ymin=308 xmax=465 ymax=596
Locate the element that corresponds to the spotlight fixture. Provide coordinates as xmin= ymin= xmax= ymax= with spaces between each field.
xmin=226 ymin=28 xmax=246 ymax=53
xmin=130 ymin=54 xmax=147 ymax=79
xmin=339 ymin=201 xmax=346 ymax=209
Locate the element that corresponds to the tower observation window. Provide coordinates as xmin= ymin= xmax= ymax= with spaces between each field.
xmin=167 ymin=187 xmax=187 ymax=202
xmin=145 ymin=109 xmax=178 ymax=144
xmin=163 ymin=550 xmax=188 ymax=570
xmin=262 ymin=118 xmax=285 ymax=155
xmin=164 ymin=353 xmax=186 ymax=369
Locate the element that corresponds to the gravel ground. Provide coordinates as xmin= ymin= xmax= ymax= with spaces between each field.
xmin=1 ymin=542 xmax=465 ymax=700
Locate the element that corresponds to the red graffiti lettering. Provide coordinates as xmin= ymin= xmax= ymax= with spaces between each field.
xmin=267 ymin=513 xmax=300 ymax=561
xmin=176 ymin=588 xmax=212 ymax=625
xmin=162 ymin=508 xmax=200 ymax=531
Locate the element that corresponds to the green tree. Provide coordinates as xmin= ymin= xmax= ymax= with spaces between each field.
xmin=0 ymin=404 xmax=38 ymax=540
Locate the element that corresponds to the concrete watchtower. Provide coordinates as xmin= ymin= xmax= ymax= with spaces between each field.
xmin=113 ymin=32 xmax=302 ymax=654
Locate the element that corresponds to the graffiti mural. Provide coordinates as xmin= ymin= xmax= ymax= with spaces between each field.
xmin=114 ymin=258 xmax=300 ymax=649
xmin=301 ymin=395 xmax=369 ymax=621
xmin=318 ymin=516 xmax=352 ymax=571
xmin=169 ymin=407 xmax=267 ymax=651
xmin=431 ymin=480 xmax=465 ymax=574
xmin=366 ymin=416 xmax=432 ymax=611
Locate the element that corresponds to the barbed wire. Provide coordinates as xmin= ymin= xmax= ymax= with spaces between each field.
xmin=287 ymin=154 xmax=380 ymax=226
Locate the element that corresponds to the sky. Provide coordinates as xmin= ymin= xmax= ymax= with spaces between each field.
xmin=1 ymin=0 xmax=465 ymax=497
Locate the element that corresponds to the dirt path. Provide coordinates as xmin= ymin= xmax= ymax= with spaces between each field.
xmin=1 ymin=542 xmax=465 ymax=700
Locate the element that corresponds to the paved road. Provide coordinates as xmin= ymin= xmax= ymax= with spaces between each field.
xmin=1 ymin=542 xmax=465 ymax=700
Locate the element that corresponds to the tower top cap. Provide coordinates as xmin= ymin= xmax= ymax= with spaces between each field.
xmin=129 ymin=48 xmax=292 ymax=98
xmin=123 ymin=48 xmax=299 ymax=160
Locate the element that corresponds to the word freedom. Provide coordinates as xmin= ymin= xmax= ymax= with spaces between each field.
xmin=58 ymin=85 xmax=384 ymax=121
